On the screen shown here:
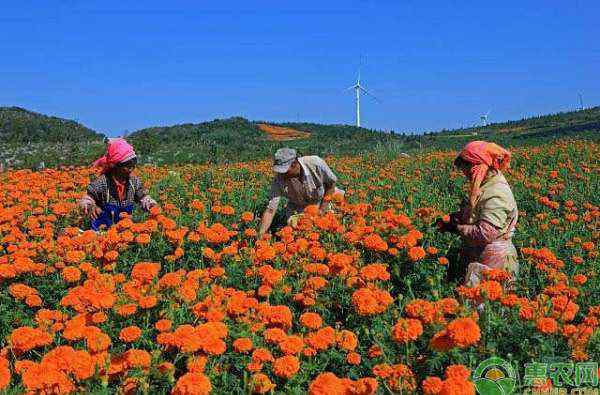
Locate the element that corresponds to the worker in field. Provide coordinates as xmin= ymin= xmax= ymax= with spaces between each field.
xmin=79 ymin=138 xmax=157 ymax=231
xmin=437 ymin=141 xmax=518 ymax=287
xmin=258 ymin=148 xmax=343 ymax=237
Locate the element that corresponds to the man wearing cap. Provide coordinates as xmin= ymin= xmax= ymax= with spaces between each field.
xmin=258 ymin=148 xmax=343 ymax=237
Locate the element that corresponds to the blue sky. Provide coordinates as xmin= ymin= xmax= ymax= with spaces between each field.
xmin=1 ymin=1 xmax=599 ymax=135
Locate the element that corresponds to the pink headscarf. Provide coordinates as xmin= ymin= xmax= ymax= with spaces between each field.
xmin=92 ymin=138 xmax=136 ymax=174
xmin=458 ymin=141 xmax=511 ymax=207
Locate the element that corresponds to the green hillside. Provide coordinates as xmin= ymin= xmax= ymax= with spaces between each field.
xmin=0 ymin=106 xmax=103 ymax=144
xmin=127 ymin=118 xmax=407 ymax=165
xmin=0 ymin=107 xmax=105 ymax=169
xmin=437 ymin=106 xmax=600 ymax=138
xmin=1 ymin=105 xmax=599 ymax=169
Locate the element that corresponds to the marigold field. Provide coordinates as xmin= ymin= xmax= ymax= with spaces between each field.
xmin=0 ymin=139 xmax=598 ymax=394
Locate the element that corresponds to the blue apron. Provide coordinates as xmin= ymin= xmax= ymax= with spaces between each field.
xmin=91 ymin=203 xmax=134 ymax=231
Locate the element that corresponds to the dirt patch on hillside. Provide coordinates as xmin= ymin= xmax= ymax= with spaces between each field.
xmin=497 ymin=126 xmax=528 ymax=134
xmin=258 ymin=124 xmax=311 ymax=141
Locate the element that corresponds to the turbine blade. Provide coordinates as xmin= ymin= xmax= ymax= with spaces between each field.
xmin=360 ymin=86 xmax=381 ymax=103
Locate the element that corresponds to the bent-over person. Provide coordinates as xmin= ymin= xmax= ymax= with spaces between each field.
xmin=79 ymin=138 xmax=156 ymax=231
xmin=438 ymin=141 xmax=518 ymax=287
xmin=258 ymin=148 xmax=343 ymax=238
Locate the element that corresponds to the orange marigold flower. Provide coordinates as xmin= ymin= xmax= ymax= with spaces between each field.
xmin=155 ymin=319 xmax=172 ymax=332
xmin=359 ymin=263 xmax=390 ymax=282
xmin=190 ymin=200 xmax=205 ymax=212
xmin=408 ymin=246 xmax=427 ymax=262
xmin=258 ymin=305 xmax=293 ymax=329
xmin=61 ymin=266 xmax=81 ymax=283
xmin=336 ymin=330 xmax=358 ymax=351
xmin=131 ymin=261 xmax=161 ymax=284
xmin=91 ymin=312 xmax=107 ymax=324
xmin=444 ymin=365 xmax=471 ymax=381
xmin=65 ymin=250 xmax=86 ymax=264
xmin=86 ymin=332 xmax=111 ymax=353
xmin=446 ymin=317 xmax=481 ymax=348
xmin=251 ymin=373 xmax=276 ymax=394
xmin=422 ymin=376 xmax=443 ymax=395
xmin=139 ymin=295 xmax=158 ymax=309
xmin=405 ymin=299 xmax=436 ymax=324
xmin=273 ymin=355 xmax=300 ymax=379
xmin=573 ymin=274 xmax=587 ymax=285
xmin=233 ymin=338 xmax=253 ymax=354
xmin=21 ymin=363 xmax=75 ymax=394
xmin=172 ymin=372 xmax=212 ymax=395
xmin=10 ymin=326 xmax=53 ymax=354
xmin=440 ymin=377 xmax=475 ymax=395
xmin=426 ymin=246 xmax=439 ymax=255
xmin=536 ymin=317 xmax=558 ymax=334
xmin=363 ymin=234 xmax=388 ymax=252
xmin=124 ymin=349 xmax=151 ymax=369
xmin=392 ymin=318 xmax=423 ymax=344
xmin=116 ymin=303 xmax=137 ymax=317
xmin=368 ymin=345 xmax=383 ymax=358
xmin=346 ymin=351 xmax=361 ymax=365
xmin=25 ymin=294 xmax=42 ymax=307
xmin=306 ymin=326 xmax=336 ymax=351
xmin=308 ymin=372 xmax=347 ymax=395
xmin=299 ymin=312 xmax=323 ymax=330
xmin=479 ymin=280 xmax=503 ymax=300
xmin=104 ymin=250 xmax=119 ymax=262
xmin=119 ymin=326 xmax=142 ymax=343
xmin=135 ymin=233 xmax=151 ymax=245
xmin=351 ymin=287 xmax=393 ymax=316
xmin=241 ymin=212 xmax=254 ymax=222
xmin=0 ymin=356 xmax=11 ymax=390
xmin=279 ymin=335 xmax=304 ymax=355
xmin=582 ymin=241 xmax=595 ymax=251
xmin=252 ymin=348 xmax=274 ymax=363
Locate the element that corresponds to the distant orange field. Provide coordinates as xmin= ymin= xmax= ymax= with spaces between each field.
xmin=258 ymin=124 xmax=311 ymax=141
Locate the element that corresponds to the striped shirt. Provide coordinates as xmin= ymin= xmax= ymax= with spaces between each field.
xmin=87 ymin=173 xmax=148 ymax=207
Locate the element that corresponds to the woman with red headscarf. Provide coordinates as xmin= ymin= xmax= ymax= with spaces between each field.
xmin=438 ymin=141 xmax=518 ymax=287
xmin=79 ymin=138 xmax=156 ymax=231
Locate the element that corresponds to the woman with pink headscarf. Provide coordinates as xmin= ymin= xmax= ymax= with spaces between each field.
xmin=79 ymin=138 xmax=156 ymax=231
xmin=438 ymin=141 xmax=518 ymax=287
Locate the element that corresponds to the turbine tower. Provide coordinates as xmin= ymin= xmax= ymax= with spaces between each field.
xmin=347 ymin=68 xmax=379 ymax=127
xmin=578 ymin=93 xmax=584 ymax=111
xmin=480 ymin=110 xmax=491 ymax=126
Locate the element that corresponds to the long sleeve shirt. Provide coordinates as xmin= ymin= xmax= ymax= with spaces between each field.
xmin=267 ymin=156 xmax=338 ymax=215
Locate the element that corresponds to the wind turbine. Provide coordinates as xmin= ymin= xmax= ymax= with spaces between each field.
xmin=578 ymin=93 xmax=584 ymax=111
xmin=480 ymin=110 xmax=491 ymax=126
xmin=346 ymin=68 xmax=379 ymax=127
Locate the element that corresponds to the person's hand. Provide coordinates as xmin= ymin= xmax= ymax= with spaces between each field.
xmin=435 ymin=217 xmax=458 ymax=233
xmin=258 ymin=231 xmax=271 ymax=241
xmin=89 ymin=206 xmax=102 ymax=220
xmin=140 ymin=196 xmax=157 ymax=211
xmin=449 ymin=212 xmax=461 ymax=226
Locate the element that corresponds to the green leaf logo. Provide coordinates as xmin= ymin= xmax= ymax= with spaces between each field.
xmin=473 ymin=357 xmax=517 ymax=395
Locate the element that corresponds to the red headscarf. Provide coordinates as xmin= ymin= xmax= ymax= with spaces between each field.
xmin=458 ymin=141 xmax=511 ymax=207
xmin=92 ymin=138 xmax=136 ymax=174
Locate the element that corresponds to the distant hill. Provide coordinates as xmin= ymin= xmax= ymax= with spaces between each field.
xmin=0 ymin=106 xmax=104 ymax=144
xmin=0 ymin=107 xmax=105 ymax=169
xmin=1 ymin=105 xmax=598 ymax=168
xmin=127 ymin=117 xmax=407 ymax=165
xmin=435 ymin=106 xmax=600 ymax=139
